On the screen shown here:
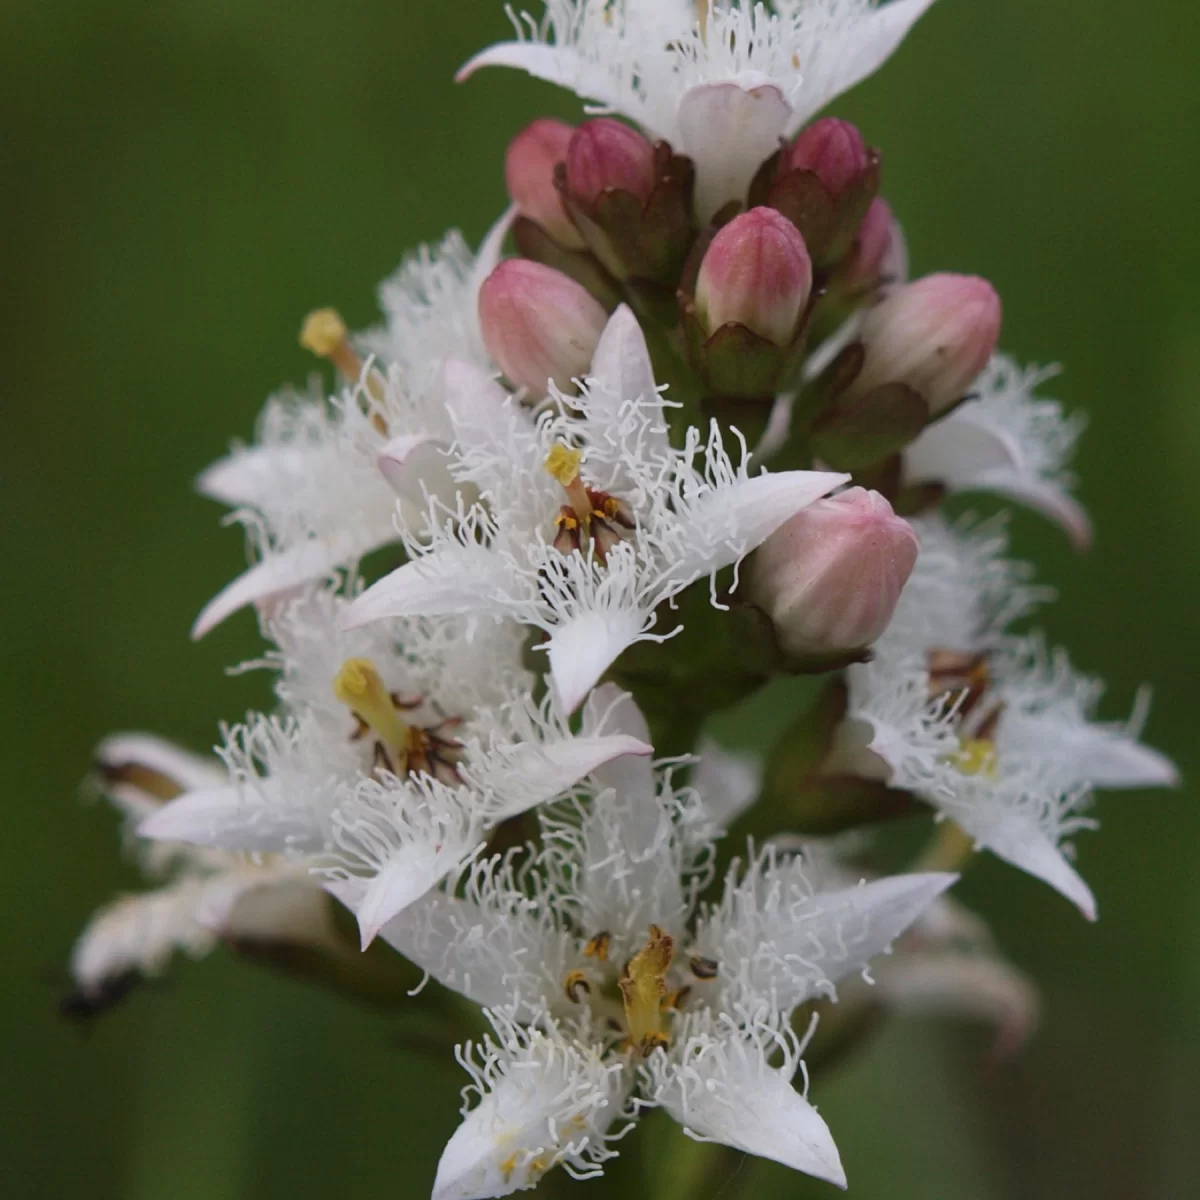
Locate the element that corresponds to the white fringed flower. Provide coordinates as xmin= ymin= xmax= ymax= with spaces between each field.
xmin=142 ymin=586 xmax=651 ymax=948
xmin=903 ymin=354 xmax=1092 ymax=549
xmin=192 ymin=216 xmax=511 ymax=638
xmin=829 ymin=516 xmax=1178 ymax=918
xmin=461 ymin=0 xmax=936 ymax=219
xmin=71 ymin=735 xmax=332 ymax=1000
xmin=381 ymin=689 xmax=953 ymax=1194
xmin=343 ymin=306 xmax=846 ymax=712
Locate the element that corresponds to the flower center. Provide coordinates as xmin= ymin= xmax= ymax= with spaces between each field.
xmin=543 ymin=442 xmax=635 ymax=564
xmin=927 ymin=648 xmax=1004 ymax=777
xmin=333 ymin=657 xmax=464 ymax=783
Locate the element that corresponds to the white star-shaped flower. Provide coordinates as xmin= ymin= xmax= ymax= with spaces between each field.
xmin=141 ymin=587 xmax=651 ymax=948
xmin=460 ymin=0 xmax=936 ymax=219
xmin=192 ymin=215 xmax=512 ymax=638
xmin=372 ymin=687 xmax=954 ymax=1196
xmin=828 ymin=516 xmax=1178 ymax=918
xmin=343 ymin=306 xmax=846 ymax=712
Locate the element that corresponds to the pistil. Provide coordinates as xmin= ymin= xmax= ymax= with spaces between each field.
xmin=334 ymin=657 xmax=414 ymax=775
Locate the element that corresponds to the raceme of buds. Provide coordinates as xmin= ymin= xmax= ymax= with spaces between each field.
xmin=478 ymin=259 xmax=608 ymax=397
xmin=564 ymin=117 xmax=657 ymax=209
xmin=849 ymin=273 xmax=1002 ymax=416
xmin=505 ymin=118 xmax=586 ymax=250
xmin=695 ymin=208 xmax=813 ymax=346
xmin=780 ymin=118 xmax=871 ymax=200
xmin=747 ymin=487 xmax=919 ymax=661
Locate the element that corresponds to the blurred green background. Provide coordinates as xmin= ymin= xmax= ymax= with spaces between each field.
xmin=3 ymin=1 xmax=1198 ymax=1197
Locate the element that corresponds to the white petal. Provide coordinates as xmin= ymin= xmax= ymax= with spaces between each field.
xmin=138 ymin=783 xmax=318 ymax=854
xmin=547 ymin=608 xmax=647 ymax=715
xmin=196 ymin=444 xmax=317 ymax=508
xmin=376 ymin=433 xmax=457 ymax=507
xmin=192 ymin=533 xmax=386 ymax=639
xmin=970 ymin=474 xmax=1092 ymax=551
xmin=340 ymin=548 xmax=513 ymax=629
xmin=581 ymin=684 xmax=657 ymax=798
xmin=658 ymin=1028 xmax=845 ymax=1188
xmin=443 ymin=358 xmax=537 ymax=456
xmin=691 ymin=738 xmax=763 ymax=829
xmin=677 ymin=82 xmax=793 ymax=222
xmin=485 ymin=734 xmax=654 ymax=819
xmin=789 ymin=0 xmax=938 ymax=131
xmin=433 ymin=1022 xmax=625 ymax=1200
xmin=468 ymin=205 xmax=518 ymax=306
xmin=456 ymin=41 xmax=624 ymax=113
xmin=681 ymin=469 xmax=848 ymax=579
xmin=94 ymin=734 xmax=226 ymax=823
xmin=586 ymin=306 xmax=671 ymax=456
xmin=969 ymin=816 xmax=1096 ymax=920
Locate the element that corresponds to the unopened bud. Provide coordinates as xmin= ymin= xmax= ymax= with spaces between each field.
xmin=852 ymin=274 xmax=1001 ymax=415
xmin=846 ymin=197 xmax=894 ymax=289
xmin=478 ymin=259 xmax=608 ymax=396
xmin=694 ymin=207 xmax=813 ymax=346
xmin=505 ymin=119 xmax=586 ymax=250
xmin=565 ymin=118 xmax=657 ymax=209
xmin=748 ymin=487 xmax=918 ymax=659
xmin=781 ymin=118 xmax=871 ymax=199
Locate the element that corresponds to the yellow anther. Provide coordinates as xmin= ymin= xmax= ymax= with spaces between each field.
xmin=583 ymin=931 xmax=611 ymax=962
xmin=564 ymin=969 xmax=591 ymax=1004
xmin=619 ymin=925 xmax=673 ymax=1055
xmin=954 ymin=737 xmax=998 ymax=778
xmin=334 ymin=658 xmax=412 ymax=773
xmin=299 ymin=308 xmax=349 ymax=358
xmin=555 ymin=512 xmax=579 ymax=531
xmin=499 ymin=1155 xmax=519 ymax=1183
xmin=544 ymin=443 xmax=583 ymax=487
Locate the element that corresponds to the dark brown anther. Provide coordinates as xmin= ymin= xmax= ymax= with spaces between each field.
xmin=583 ymin=931 xmax=611 ymax=962
xmin=564 ymin=969 xmax=592 ymax=1004
xmin=689 ymin=955 xmax=719 ymax=980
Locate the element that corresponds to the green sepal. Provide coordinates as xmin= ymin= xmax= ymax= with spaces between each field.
xmin=697 ymin=320 xmax=788 ymax=398
xmin=810 ymin=382 xmax=929 ymax=470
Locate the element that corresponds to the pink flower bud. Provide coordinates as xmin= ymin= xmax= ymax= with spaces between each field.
xmin=505 ymin=119 xmax=586 ymax=250
xmin=478 ymin=260 xmax=608 ymax=397
xmin=748 ymin=487 xmax=919 ymax=658
xmin=565 ymin=118 xmax=657 ymax=209
xmin=853 ymin=274 xmax=1002 ymax=415
xmin=846 ymin=196 xmax=894 ymax=288
xmin=781 ymin=118 xmax=871 ymax=198
xmin=694 ymin=207 xmax=813 ymax=346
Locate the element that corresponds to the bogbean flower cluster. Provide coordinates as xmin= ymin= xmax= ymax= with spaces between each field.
xmin=69 ymin=3 xmax=1176 ymax=1196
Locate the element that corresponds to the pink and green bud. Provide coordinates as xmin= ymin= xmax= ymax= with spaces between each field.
xmin=478 ymin=260 xmax=608 ymax=397
xmin=505 ymin=118 xmax=586 ymax=250
xmin=565 ymin=118 xmax=657 ymax=209
xmin=846 ymin=197 xmax=895 ymax=290
xmin=694 ymin=207 xmax=813 ymax=346
xmin=852 ymin=273 xmax=1002 ymax=415
xmin=748 ymin=487 xmax=919 ymax=659
xmin=781 ymin=118 xmax=871 ymax=199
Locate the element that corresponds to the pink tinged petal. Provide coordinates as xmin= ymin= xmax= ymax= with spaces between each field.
xmin=138 ymin=783 xmax=320 ymax=855
xmin=677 ymin=82 xmax=793 ymax=223
xmin=587 ymin=306 xmax=671 ymax=455
xmin=969 ymin=818 xmax=1097 ymax=920
xmin=968 ymin=475 xmax=1092 ymax=552
xmin=376 ymin=434 xmax=457 ymax=508
xmin=547 ymin=608 xmax=647 ymax=715
xmin=691 ymin=738 xmax=763 ymax=828
xmin=662 ymin=1038 xmax=846 ymax=1188
xmin=192 ymin=532 xmax=390 ymax=639
xmin=339 ymin=549 xmax=512 ymax=629
xmin=681 ymin=469 xmax=849 ymax=579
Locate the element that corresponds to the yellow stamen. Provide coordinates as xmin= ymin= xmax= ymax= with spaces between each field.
xmin=544 ymin=443 xmax=583 ymax=487
xmin=583 ymin=931 xmax=611 ymax=962
xmin=954 ymin=737 xmax=998 ymax=778
xmin=300 ymin=308 xmax=387 ymax=419
xmin=334 ymin=657 xmax=411 ymax=773
xmin=619 ymin=925 xmax=673 ymax=1055
xmin=499 ymin=1155 xmax=519 ymax=1183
